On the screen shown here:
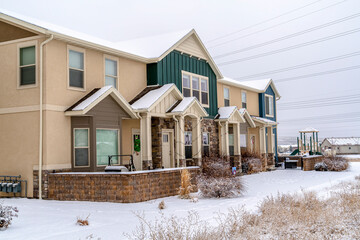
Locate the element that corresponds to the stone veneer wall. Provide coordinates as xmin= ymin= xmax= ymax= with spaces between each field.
xmin=303 ymin=156 xmax=324 ymax=171
xmin=48 ymin=167 xmax=200 ymax=203
xmin=201 ymin=118 xmax=219 ymax=157
xmin=33 ymin=169 xmax=71 ymax=199
xmin=151 ymin=117 xmax=176 ymax=169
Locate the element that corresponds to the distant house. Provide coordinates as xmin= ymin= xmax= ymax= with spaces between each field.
xmin=321 ymin=137 xmax=360 ymax=155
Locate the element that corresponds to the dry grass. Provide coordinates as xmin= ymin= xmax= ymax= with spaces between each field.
xmin=324 ymin=156 xmax=349 ymax=171
xmin=178 ymin=169 xmax=194 ymax=199
xmin=158 ymin=201 xmax=165 ymax=210
xmin=241 ymin=151 xmax=263 ymax=174
xmin=76 ymin=214 xmax=90 ymax=226
xmin=128 ymin=176 xmax=360 ymax=240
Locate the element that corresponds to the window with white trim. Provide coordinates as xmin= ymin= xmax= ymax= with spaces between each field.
xmin=185 ymin=131 xmax=192 ymax=159
xmin=224 ymin=87 xmax=230 ymax=107
xmin=105 ymin=58 xmax=117 ymax=88
xmin=74 ymin=128 xmax=89 ymax=167
xmin=265 ymin=95 xmax=274 ymax=116
xmin=69 ymin=49 xmax=84 ymax=88
xmin=19 ymin=46 xmax=36 ymax=86
xmin=182 ymin=71 xmax=209 ymax=106
xmin=202 ymin=132 xmax=210 ymax=156
xmin=96 ymin=129 xmax=119 ymax=166
xmin=242 ymin=91 xmax=247 ymax=109
xmin=228 ymin=126 xmax=234 ymax=156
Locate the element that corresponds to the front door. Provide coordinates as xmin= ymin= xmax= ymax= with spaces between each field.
xmin=162 ymin=131 xmax=173 ymax=168
xmin=132 ymin=129 xmax=141 ymax=171
xmin=250 ymin=134 xmax=256 ymax=153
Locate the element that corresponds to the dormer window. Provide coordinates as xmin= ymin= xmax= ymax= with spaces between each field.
xmin=182 ymin=71 xmax=209 ymax=107
xmin=265 ymin=94 xmax=274 ymax=117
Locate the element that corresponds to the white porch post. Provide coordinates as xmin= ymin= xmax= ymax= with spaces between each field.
xmin=269 ymin=127 xmax=274 ymax=153
xmin=234 ymin=123 xmax=241 ymax=156
xmin=219 ymin=121 xmax=229 ymax=156
xmin=140 ymin=113 xmax=152 ymax=169
xmin=178 ymin=116 xmax=185 ymax=166
xmin=259 ymin=127 xmax=266 ymax=154
xmin=192 ymin=117 xmax=202 ymax=166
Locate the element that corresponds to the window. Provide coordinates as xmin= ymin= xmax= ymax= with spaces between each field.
xmin=265 ymin=94 xmax=274 ymax=116
xmin=96 ymin=129 xmax=119 ymax=166
xmin=19 ymin=46 xmax=36 ymax=86
xmin=185 ymin=131 xmax=192 ymax=159
xmin=68 ymin=48 xmax=84 ymax=89
xmin=182 ymin=71 xmax=209 ymax=106
xmin=163 ymin=134 xmax=169 ymax=143
xmin=240 ymin=134 xmax=247 ymax=147
xmin=242 ymin=91 xmax=247 ymax=109
xmin=228 ymin=126 xmax=234 ymax=156
xmin=105 ymin=58 xmax=117 ymax=88
xmin=224 ymin=87 xmax=230 ymax=107
xmin=202 ymin=132 xmax=210 ymax=156
xmin=74 ymin=129 xmax=89 ymax=167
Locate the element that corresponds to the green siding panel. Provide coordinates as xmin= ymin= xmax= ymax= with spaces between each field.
xmin=146 ymin=50 xmax=218 ymax=117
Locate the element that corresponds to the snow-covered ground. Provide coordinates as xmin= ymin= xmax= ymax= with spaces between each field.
xmin=2 ymin=163 xmax=360 ymax=240
xmin=339 ymin=154 xmax=360 ymax=160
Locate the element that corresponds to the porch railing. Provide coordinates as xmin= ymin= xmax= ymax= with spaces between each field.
xmin=107 ymin=155 xmax=135 ymax=171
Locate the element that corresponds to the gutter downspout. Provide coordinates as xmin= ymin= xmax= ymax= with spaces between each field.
xmin=39 ymin=35 xmax=53 ymax=200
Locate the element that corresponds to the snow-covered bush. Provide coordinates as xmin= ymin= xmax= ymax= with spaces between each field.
xmin=323 ymin=156 xmax=349 ymax=171
xmin=158 ymin=200 xmax=165 ymax=210
xmin=314 ymin=162 xmax=328 ymax=171
xmin=241 ymin=151 xmax=263 ymax=174
xmin=178 ymin=168 xmax=194 ymax=199
xmin=198 ymin=157 xmax=245 ymax=198
xmin=0 ymin=203 xmax=18 ymax=230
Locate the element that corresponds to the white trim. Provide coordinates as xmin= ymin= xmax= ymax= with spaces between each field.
xmin=67 ymin=45 xmax=86 ymax=91
xmin=95 ymin=128 xmax=120 ymax=167
xmin=17 ymin=40 xmax=38 ymax=89
xmin=73 ymin=128 xmax=90 ymax=168
xmin=265 ymin=94 xmax=274 ymax=117
xmin=181 ymin=70 xmax=209 ymax=108
xmin=223 ymin=85 xmax=230 ymax=107
xmin=103 ymin=54 xmax=119 ymax=89
xmin=0 ymin=104 xmax=69 ymax=114
xmin=0 ymin=35 xmax=42 ymax=46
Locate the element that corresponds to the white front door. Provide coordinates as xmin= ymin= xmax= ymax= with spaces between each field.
xmin=132 ymin=129 xmax=141 ymax=170
xmin=162 ymin=131 xmax=173 ymax=168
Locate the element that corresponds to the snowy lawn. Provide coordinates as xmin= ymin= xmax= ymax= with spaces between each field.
xmin=2 ymin=163 xmax=360 ymax=240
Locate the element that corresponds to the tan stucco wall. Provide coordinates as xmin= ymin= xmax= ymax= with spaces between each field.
xmin=0 ymin=111 xmax=39 ymax=197
xmin=217 ymin=82 xmax=259 ymax=116
xmin=43 ymin=39 xmax=147 ymax=107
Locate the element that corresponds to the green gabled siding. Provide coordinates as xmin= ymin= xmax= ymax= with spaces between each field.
xmin=147 ymin=50 xmax=218 ymax=117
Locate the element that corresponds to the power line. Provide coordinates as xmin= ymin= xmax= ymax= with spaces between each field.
xmin=214 ymin=12 xmax=360 ymax=59
xmin=218 ymin=27 xmax=360 ymax=66
xmin=206 ymin=0 xmax=324 ymax=43
xmin=278 ymin=100 xmax=360 ymax=110
xmin=234 ymin=51 xmax=360 ymax=80
xmin=209 ymin=0 xmax=349 ymax=48
xmin=279 ymin=94 xmax=360 ymax=106
xmin=280 ymin=111 xmax=360 ymax=122
xmin=275 ymin=64 xmax=360 ymax=83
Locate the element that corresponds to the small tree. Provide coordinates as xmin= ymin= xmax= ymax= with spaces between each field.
xmin=178 ymin=168 xmax=194 ymax=199
xmin=0 ymin=203 xmax=18 ymax=230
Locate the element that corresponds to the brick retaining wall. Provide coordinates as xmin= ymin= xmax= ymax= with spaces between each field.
xmin=48 ymin=167 xmax=200 ymax=203
xmin=303 ymin=156 xmax=324 ymax=171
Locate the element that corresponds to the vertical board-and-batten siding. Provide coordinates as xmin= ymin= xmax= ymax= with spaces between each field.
xmin=258 ymin=85 xmax=276 ymax=122
xmin=147 ymin=50 xmax=218 ymax=117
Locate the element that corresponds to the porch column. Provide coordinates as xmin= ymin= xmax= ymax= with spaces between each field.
xmin=192 ymin=117 xmax=202 ymax=166
xmin=178 ymin=116 xmax=186 ymax=167
xmin=219 ymin=121 xmax=229 ymax=157
xmin=269 ymin=127 xmax=274 ymax=154
xmin=259 ymin=127 xmax=266 ymax=154
xmin=140 ymin=113 xmax=152 ymax=170
xmin=233 ymin=122 xmax=241 ymax=173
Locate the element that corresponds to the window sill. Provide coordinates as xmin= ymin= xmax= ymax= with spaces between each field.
xmin=68 ymin=86 xmax=86 ymax=92
xmin=17 ymin=84 xmax=38 ymax=90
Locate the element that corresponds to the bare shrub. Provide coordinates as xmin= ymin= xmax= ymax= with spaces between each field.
xmin=198 ymin=156 xmax=245 ymax=198
xmin=314 ymin=162 xmax=328 ymax=171
xmin=0 ymin=203 xmax=18 ymax=230
xmin=323 ymin=156 xmax=349 ymax=171
xmin=241 ymin=151 xmax=263 ymax=174
xmin=178 ymin=169 xmax=194 ymax=199
xmin=158 ymin=200 xmax=165 ymax=210
xmin=76 ymin=214 xmax=90 ymax=226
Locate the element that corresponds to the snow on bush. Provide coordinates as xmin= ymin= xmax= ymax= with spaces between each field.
xmin=315 ymin=162 xmax=328 ymax=171
xmin=0 ymin=203 xmax=18 ymax=230
xmin=323 ymin=156 xmax=349 ymax=171
xmin=241 ymin=151 xmax=263 ymax=174
xmin=198 ymin=157 xmax=245 ymax=198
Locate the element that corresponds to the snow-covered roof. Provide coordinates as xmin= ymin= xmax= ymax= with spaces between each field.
xmin=131 ymin=84 xmax=174 ymax=110
xmin=325 ymin=137 xmax=360 ymax=146
xmin=116 ymin=29 xmax=192 ymax=59
xmin=72 ymin=86 xmax=112 ymax=111
xmin=218 ymin=77 xmax=281 ymax=99
xmin=0 ymin=9 xmax=223 ymax=78
xmin=217 ymin=106 xmax=237 ymax=119
xmin=65 ymin=86 xmax=137 ymax=118
xmin=299 ymin=127 xmax=319 ymax=133
xmin=252 ymin=116 xmax=278 ymax=125
xmin=171 ymin=97 xmax=196 ymax=112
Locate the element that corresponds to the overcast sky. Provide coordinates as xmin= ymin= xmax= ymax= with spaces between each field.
xmin=1 ymin=0 xmax=359 ymax=141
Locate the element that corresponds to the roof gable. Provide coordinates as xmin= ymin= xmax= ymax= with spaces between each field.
xmin=216 ymin=106 xmax=245 ymax=123
xmin=175 ymin=34 xmax=207 ymax=60
xmin=239 ymin=108 xmax=256 ymax=128
xmin=169 ymin=97 xmax=208 ymax=117
xmin=65 ymin=86 xmax=137 ymax=118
